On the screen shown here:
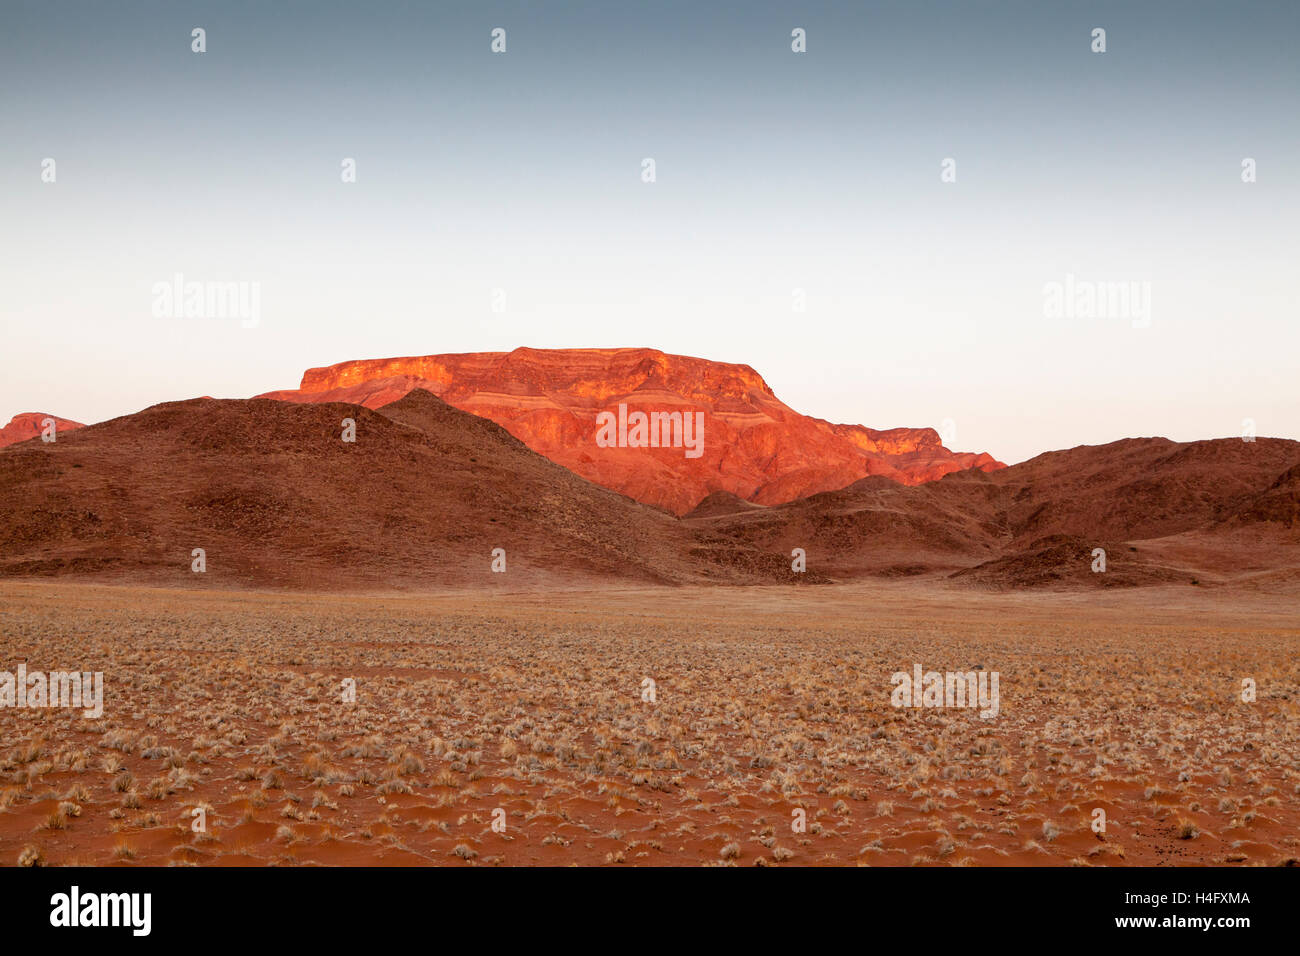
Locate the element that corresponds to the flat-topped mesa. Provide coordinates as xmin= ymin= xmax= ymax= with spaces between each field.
xmin=0 ymin=413 xmax=84 ymax=448
xmin=260 ymin=346 xmax=1005 ymax=514
xmin=298 ymin=348 xmax=780 ymax=406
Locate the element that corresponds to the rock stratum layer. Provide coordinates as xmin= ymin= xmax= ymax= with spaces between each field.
xmin=257 ymin=347 xmax=1004 ymax=513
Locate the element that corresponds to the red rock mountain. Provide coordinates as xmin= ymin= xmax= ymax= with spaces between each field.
xmin=0 ymin=391 xmax=794 ymax=588
xmin=0 ymin=413 xmax=84 ymax=448
xmin=258 ymin=348 xmax=1004 ymax=514
xmin=3 ymin=393 xmax=1294 ymax=591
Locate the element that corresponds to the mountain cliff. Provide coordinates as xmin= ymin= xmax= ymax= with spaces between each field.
xmin=258 ymin=347 xmax=1004 ymax=513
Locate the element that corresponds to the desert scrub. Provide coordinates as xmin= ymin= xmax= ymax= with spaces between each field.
xmin=17 ymin=845 xmax=44 ymax=867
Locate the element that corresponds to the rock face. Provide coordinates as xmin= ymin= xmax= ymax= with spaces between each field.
xmin=258 ymin=347 xmax=1004 ymax=514
xmin=0 ymin=413 xmax=84 ymax=448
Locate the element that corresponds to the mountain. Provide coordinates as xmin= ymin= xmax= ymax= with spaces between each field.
xmin=0 ymin=413 xmax=84 ymax=448
xmin=0 ymin=388 xmax=1295 ymax=590
xmin=0 ymin=390 xmax=779 ymax=589
xmin=256 ymin=347 xmax=1004 ymax=514
xmin=686 ymin=436 xmax=1300 ymax=589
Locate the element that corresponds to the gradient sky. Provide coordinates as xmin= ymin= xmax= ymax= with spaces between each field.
xmin=2 ymin=0 xmax=1297 ymax=464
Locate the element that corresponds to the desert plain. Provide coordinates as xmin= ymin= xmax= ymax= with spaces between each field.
xmin=2 ymin=578 xmax=1296 ymax=867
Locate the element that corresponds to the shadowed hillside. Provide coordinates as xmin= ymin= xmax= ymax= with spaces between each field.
xmin=0 ymin=390 xmax=771 ymax=588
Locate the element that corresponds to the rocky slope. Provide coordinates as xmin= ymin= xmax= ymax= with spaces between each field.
xmin=1 ymin=393 xmax=1295 ymax=591
xmin=0 ymin=390 xmax=794 ymax=589
xmin=687 ymin=436 xmax=1300 ymax=589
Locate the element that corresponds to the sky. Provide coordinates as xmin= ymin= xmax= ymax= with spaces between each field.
xmin=2 ymin=0 xmax=1297 ymax=464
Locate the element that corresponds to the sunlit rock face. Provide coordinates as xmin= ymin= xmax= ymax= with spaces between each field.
xmin=0 ymin=413 xmax=84 ymax=448
xmin=258 ymin=347 xmax=1004 ymax=514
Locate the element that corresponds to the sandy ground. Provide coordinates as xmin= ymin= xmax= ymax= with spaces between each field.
xmin=1 ymin=580 xmax=1296 ymax=867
